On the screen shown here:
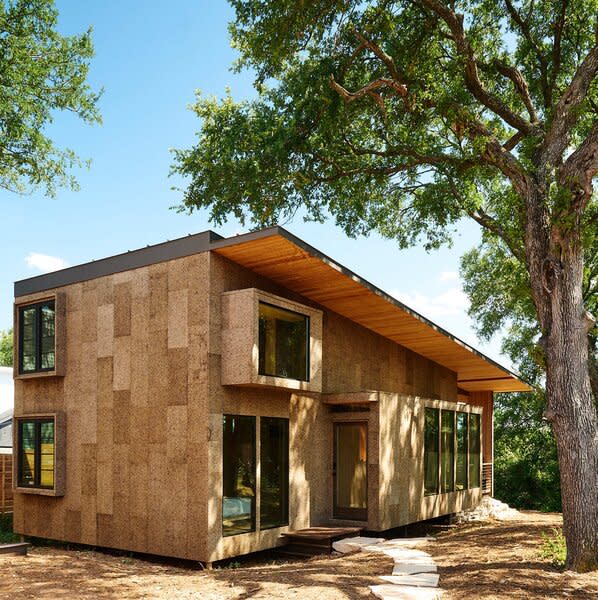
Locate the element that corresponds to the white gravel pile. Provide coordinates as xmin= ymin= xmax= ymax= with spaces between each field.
xmin=456 ymin=496 xmax=520 ymax=523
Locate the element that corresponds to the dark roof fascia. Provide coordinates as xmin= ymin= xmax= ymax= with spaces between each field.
xmin=14 ymin=230 xmax=224 ymax=298
xmin=211 ymin=226 xmax=531 ymax=389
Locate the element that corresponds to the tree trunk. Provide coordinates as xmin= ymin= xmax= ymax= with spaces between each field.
xmin=542 ymin=243 xmax=598 ymax=572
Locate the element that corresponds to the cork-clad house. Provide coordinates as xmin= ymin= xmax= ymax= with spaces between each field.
xmin=12 ymin=227 xmax=529 ymax=564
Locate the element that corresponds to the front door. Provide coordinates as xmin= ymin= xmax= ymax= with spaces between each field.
xmin=333 ymin=422 xmax=367 ymax=520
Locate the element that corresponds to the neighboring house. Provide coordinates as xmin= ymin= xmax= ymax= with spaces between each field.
xmin=0 ymin=367 xmax=14 ymax=454
xmin=11 ymin=227 xmax=529 ymax=563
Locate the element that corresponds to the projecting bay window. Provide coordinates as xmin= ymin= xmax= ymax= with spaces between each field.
xmin=15 ymin=413 xmax=64 ymax=496
xmin=258 ymin=302 xmax=309 ymax=381
xmin=424 ymin=407 xmax=481 ymax=496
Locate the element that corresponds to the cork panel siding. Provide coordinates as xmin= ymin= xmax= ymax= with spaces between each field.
xmin=323 ymin=310 xmax=458 ymax=401
xmin=13 ymin=253 xmax=211 ymax=561
xmin=376 ymin=395 xmax=483 ymax=531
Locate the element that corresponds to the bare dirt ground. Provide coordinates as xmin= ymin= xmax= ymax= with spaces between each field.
xmin=0 ymin=511 xmax=596 ymax=599
xmin=430 ymin=511 xmax=598 ymax=599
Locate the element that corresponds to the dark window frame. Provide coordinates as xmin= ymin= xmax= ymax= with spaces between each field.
xmin=18 ymin=300 xmax=56 ymax=374
xmin=17 ymin=417 xmax=55 ymax=490
xmin=424 ymin=407 xmax=440 ymax=496
xmin=259 ymin=416 xmax=290 ymax=530
xmin=222 ymin=414 xmax=257 ymax=537
xmin=424 ymin=407 xmax=482 ymax=496
xmin=258 ymin=301 xmax=310 ymax=382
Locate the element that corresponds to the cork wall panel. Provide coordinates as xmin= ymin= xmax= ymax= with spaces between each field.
xmin=13 ymin=252 xmax=212 ymax=561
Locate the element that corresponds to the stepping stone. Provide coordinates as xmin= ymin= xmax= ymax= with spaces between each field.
xmin=332 ymin=536 xmax=385 ymax=553
xmin=370 ymin=584 xmax=442 ymax=600
xmin=378 ymin=548 xmax=432 ymax=559
xmin=379 ymin=573 xmax=440 ymax=588
xmin=392 ymin=562 xmax=437 ymax=575
xmin=382 ymin=538 xmax=436 ymax=548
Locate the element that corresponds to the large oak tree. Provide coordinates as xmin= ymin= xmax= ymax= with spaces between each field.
xmin=172 ymin=0 xmax=598 ymax=571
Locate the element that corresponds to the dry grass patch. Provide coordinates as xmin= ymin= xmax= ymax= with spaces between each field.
xmin=428 ymin=511 xmax=598 ymax=599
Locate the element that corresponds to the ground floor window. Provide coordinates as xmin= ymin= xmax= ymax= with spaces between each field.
xmin=424 ymin=407 xmax=481 ymax=496
xmin=223 ymin=414 xmax=290 ymax=536
xmin=260 ymin=417 xmax=289 ymax=529
xmin=469 ymin=413 xmax=481 ymax=488
xmin=424 ymin=408 xmax=439 ymax=495
xmin=17 ymin=418 xmax=55 ymax=489
xmin=223 ymin=415 xmax=256 ymax=536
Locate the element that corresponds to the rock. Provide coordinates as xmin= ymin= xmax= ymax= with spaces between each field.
xmin=455 ymin=496 xmax=519 ymax=523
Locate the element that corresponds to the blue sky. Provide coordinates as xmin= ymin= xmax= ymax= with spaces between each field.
xmin=0 ymin=0 xmax=507 ymax=367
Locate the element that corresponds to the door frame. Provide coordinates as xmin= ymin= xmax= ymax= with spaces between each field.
xmin=332 ymin=421 xmax=368 ymax=521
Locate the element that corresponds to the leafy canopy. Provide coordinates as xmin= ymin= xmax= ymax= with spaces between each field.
xmin=172 ymin=0 xmax=598 ymax=257
xmin=0 ymin=0 xmax=101 ymax=196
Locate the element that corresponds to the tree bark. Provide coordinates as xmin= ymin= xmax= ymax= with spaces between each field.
xmin=538 ymin=240 xmax=598 ymax=571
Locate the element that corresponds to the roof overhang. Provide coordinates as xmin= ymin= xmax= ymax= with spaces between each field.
xmin=212 ymin=227 xmax=531 ymax=393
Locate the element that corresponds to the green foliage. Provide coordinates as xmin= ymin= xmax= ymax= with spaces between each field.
xmin=172 ymin=0 xmax=598 ymax=255
xmin=494 ymin=390 xmax=561 ymax=512
xmin=0 ymin=329 xmax=12 ymax=367
xmin=0 ymin=513 xmax=19 ymax=544
xmin=0 ymin=0 xmax=101 ymax=196
xmin=539 ymin=528 xmax=567 ymax=568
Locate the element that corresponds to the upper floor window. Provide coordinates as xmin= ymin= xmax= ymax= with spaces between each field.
xmin=258 ymin=302 xmax=309 ymax=381
xmin=19 ymin=300 xmax=55 ymax=374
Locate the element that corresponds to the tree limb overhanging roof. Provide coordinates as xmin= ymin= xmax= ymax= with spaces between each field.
xmin=14 ymin=226 xmax=531 ymax=393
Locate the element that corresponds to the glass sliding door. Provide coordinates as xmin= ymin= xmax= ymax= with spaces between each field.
xmin=469 ymin=413 xmax=481 ymax=488
xmin=260 ymin=417 xmax=289 ymax=529
xmin=424 ymin=408 xmax=440 ymax=495
xmin=333 ymin=422 xmax=367 ymax=520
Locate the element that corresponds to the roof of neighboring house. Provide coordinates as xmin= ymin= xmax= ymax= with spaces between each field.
xmin=0 ymin=408 xmax=12 ymax=448
xmin=14 ymin=226 xmax=531 ymax=393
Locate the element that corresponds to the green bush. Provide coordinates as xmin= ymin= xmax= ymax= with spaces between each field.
xmin=539 ymin=528 xmax=566 ymax=568
xmin=0 ymin=513 xmax=20 ymax=544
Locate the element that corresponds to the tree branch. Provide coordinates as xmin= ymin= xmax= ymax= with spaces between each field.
xmin=546 ymin=0 xmax=569 ymax=107
xmin=541 ymin=45 xmax=598 ymax=168
xmin=352 ymin=30 xmax=409 ymax=84
xmin=328 ymin=74 xmax=407 ymax=103
xmin=492 ymin=59 xmax=539 ymax=123
xmin=416 ymin=0 xmax=536 ymax=134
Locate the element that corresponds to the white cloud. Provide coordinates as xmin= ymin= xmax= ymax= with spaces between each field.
xmin=439 ymin=270 xmax=459 ymax=282
xmin=391 ymin=286 xmax=470 ymax=318
xmin=25 ymin=252 xmax=69 ymax=273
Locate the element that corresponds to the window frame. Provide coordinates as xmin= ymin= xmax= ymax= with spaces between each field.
xmin=14 ymin=412 xmax=65 ymax=497
xmin=15 ymin=293 xmax=65 ymax=379
xmin=258 ymin=301 xmax=310 ymax=382
xmin=423 ymin=404 xmax=482 ymax=496
xmin=18 ymin=300 xmax=56 ymax=375
xmin=259 ymin=416 xmax=290 ymax=530
xmin=222 ymin=414 xmax=257 ymax=537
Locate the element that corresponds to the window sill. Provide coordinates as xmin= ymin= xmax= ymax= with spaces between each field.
xmin=14 ymin=486 xmax=64 ymax=497
xmin=14 ymin=370 xmax=64 ymax=380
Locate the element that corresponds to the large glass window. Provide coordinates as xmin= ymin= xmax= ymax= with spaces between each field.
xmin=260 ymin=417 xmax=289 ymax=529
xmin=456 ymin=412 xmax=469 ymax=491
xmin=222 ymin=415 xmax=256 ymax=536
xmin=18 ymin=418 xmax=55 ymax=489
xmin=469 ymin=413 xmax=481 ymax=488
xmin=441 ymin=411 xmax=455 ymax=493
xmin=424 ymin=408 xmax=439 ymax=495
xmin=258 ymin=302 xmax=309 ymax=381
xmin=19 ymin=300 xmax=55 ymax=374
